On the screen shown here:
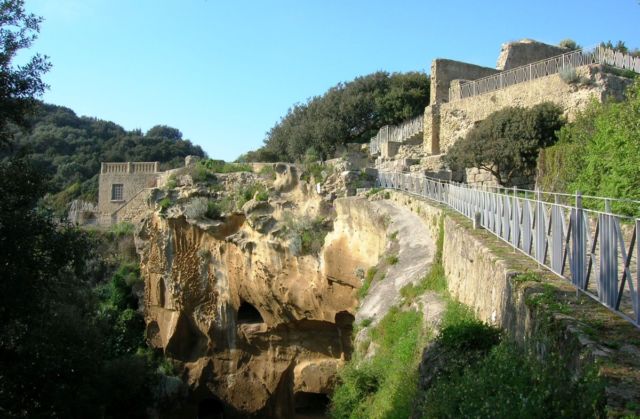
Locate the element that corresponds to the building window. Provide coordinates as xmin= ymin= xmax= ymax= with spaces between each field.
xmin=111 ymin=184 xmax=124 ymax=201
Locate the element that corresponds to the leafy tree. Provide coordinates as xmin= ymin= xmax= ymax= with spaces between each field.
xmin=600 ymin=40 xmax=640 ymax=57
xmin=146 ymin=124 xmax=183 ymax=140
xmin=539 ymin=79 xmax=640 ymax=216
xmin=0 ymin=0 xmax=50 ymax=146
xmin=3 ymin=103 xmax=206 ymax=214
xmin=247 ymin=71 xmax=429 ymax=162
xmin=0 ymin=2 xmax=164 ymax=416
xmin=558 ymin=38 xmax=581 ymax=50
xmin=444 ymin=102 xmax=565 ymax=186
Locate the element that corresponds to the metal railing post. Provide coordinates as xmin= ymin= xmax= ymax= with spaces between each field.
xmin=535 ymin=189 xmax=545 ymax=264
xmin=551 ymin=194 xmax=563 ymax=274
xmin=571 ymin=191 xmax=586 ymax=289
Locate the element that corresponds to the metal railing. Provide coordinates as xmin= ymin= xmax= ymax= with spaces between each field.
xmin=449 ymin=46 xmax=640 ymax=102
xmin=377 ymin=171 xmax=640 ymax=328
xmin=370 ymin=114 xmax=424 ymax=155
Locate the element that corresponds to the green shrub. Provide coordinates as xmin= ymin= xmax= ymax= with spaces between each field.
xmin=445 ymin=102 xmax=565 ymax=186
xmin=164 ymin=174 xmax=177 ymax=190
xmin=421 ymin=340 xmax=604 ymax=418
xmin=358 ymin=267 xmax=378 ymax=300
xmin=301 ymin=162 xmax=327 ymax=184
xmin=538 ymin=79 xmax=640 ymax=216
xmin=558 ymin=38 xmax=581 ymax=50
xmin=366 ymin=187 xmax=383 ymax=197
xmin=199 ymin=159 xmax=253 ymax=173
xmin=108 ymin=222 xmax=135 ymax=238
xmin=183 ymin=197 xmax=208 ymax=219
xmin=284 ymin=215 xmax=331 ymax=256
xmin=158 ymin=197 xmax=172 ymax=213
xmin=258 ymin=164 xmax=276 ymax=180
xmin=438 ymin=320 xmax=501 ymax=352
xmin=386 ymin=254 xmax=399 ymax=265
xmin=205 ymin=201 xmax=222 ymax=219
xmin=238 ymin=182 xmax=269 ymax=207
xmin=559 ymin=67 xmax=580 ymax=84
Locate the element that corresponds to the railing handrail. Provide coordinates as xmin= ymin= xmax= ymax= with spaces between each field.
xmin=397 ymin=170 xmax=640 ymax=209
xmin=370 ymin=114 xmax=424 ymax=155
xmin=449 ymin=45 xmax=640 ymax=102
xmin=377 ymin=170 xmax=640 ymax=328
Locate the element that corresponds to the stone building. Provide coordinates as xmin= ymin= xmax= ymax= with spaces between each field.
xmin=98 ymin=161 xmax=160 ymax=225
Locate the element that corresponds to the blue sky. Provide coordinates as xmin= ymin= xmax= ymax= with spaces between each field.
xmin=25 ymin=0 xmax=640 ymax=161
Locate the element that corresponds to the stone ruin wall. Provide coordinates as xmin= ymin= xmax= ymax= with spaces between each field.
xmin=435 ymin=64 xmax=630 ymax=154
xmin=403 ymin=40 xmax=633 ymax=186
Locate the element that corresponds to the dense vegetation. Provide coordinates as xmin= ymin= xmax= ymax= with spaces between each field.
xmin=4 ymin=103 xmax=205 ymax=214
xmin=444 ymin=102 xmax=565 ymax=186
xmin=330 ymin=215 xmax=604 ymax=418
xmin=537 ymin=79 xmax=640 ymax=216
xmin=239 ymin=71 xmax=430 ymax=162
xmin=0 ymin=2 xmax=174 ymax=416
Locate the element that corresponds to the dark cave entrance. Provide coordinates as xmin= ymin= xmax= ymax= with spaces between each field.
xmin=294 ymin=392 xmax=330 ymax=418
xmin=198 ymin=397 xmax=225 ymax=419
xmin=237 ymin=301 xmax=264 ymax=324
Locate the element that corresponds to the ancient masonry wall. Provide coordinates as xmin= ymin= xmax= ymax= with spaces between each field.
xmin=111 ymin=189 xmax=154 ymax=225
xmin=386 ymin=189 xmax=640 ymax=414
xmin=98 ymin=162 xmax=159 ymax=218
xmin=428 ymin=65 xmax=631 ymax=155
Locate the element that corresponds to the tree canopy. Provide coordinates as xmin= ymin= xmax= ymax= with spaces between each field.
xmin=0 ymin=2 xmax=171 ymax=416
xmin=240 ymin=71 xmax=430 ymax=162
xmin=4 ymin=103 xmax=206 ymax=214
xmin=444 ymin=102 xmax=565 ymax=186
xmin=537 ymin=79 xmax=640 ymax=216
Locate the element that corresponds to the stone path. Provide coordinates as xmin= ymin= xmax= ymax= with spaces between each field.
xmin=355 ymin=200 xmax=437 ymax=325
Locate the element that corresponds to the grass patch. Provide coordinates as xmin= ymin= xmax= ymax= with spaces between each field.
xmin=301 ymin=162 xmax=330 ymax=184
xmin=258 ymin=164 xmax=276 ymax=180
xmin=358 ymin=267 xmax=378 ymax=300
xmin=164 ymin=174 xmax=177 ymax=190
xmin=238 ymin=182 xmax=269 ymax=207
xmin=388 ymin=231 xmax=398 ymax=241
xmin=199 ymin=159 xmax=253 ymax=174
xmin=385 ymin=254 xmax=399 ymax=265
xmin=108 ymin=222 xmax=135 ymax=239
xmin=330 ymin=307 xmax=425 ymax=419
xmin=512 ymin=271 xmax=542 ymax=285
xmin=366 ymin=187 xmax=383 ymax=198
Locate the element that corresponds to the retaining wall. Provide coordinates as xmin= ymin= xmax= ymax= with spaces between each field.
xmin=385 ymin=190 xmax=640 ymax=415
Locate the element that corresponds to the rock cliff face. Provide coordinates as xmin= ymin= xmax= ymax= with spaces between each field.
xmin=135 ymin=163 xmax=388 ymax=417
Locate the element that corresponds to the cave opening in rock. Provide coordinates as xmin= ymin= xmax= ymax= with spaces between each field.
xmin=198 ymin=397 xmax=225 ymax=419
xmin=237 ymin=301 xmax=264 ymax=324
xmin=294 ymin=392 xmax=330 ymax=418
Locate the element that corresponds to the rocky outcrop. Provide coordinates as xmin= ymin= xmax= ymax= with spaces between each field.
xmin=136 ymin=164 xmax=392 ymax=417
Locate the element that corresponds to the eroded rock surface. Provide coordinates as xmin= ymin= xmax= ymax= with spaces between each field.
xmin=136 ymin=163 xmax=392 ymax=417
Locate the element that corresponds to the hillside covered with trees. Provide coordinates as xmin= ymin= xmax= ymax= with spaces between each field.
xmin=4 ymin=103 xmax=205 ymax=213
xmin=240 ymin=71 xmax=430 ymax=162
